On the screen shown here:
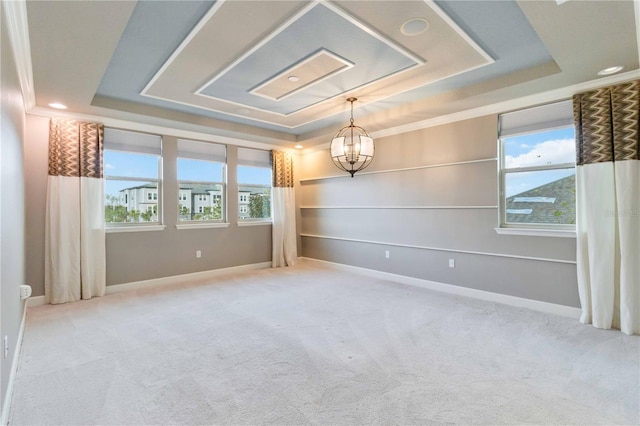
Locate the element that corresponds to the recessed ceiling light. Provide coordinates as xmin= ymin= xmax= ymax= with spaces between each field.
xmin=597 ymin=66 xmax=624 ymax=76
xmin=294 ymin=145 xmax=303 ymax=149
xmin=48 ymin=102 xmax=67 ymax=109
xmin=288 ymin=76 xmax=300 ymax=83
xmin=401 ymin=18 xmax=429 ymax=36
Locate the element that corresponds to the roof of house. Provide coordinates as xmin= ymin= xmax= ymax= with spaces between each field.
xmin=505 ymin=175 xmax=575 ymax=224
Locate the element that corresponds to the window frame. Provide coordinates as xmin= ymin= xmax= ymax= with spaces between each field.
xmin=176 ymin=139 xmax=227 ymax=225
xmin=103 ymin=128 xmax=163 ymax=229
xmin=497 ymin=101 xmax=576 ymax=234
xmin=237 ymin=148 xmax=272 ymax=223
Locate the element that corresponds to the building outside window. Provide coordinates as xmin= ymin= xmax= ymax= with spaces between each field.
xmin=237 ymin=148 xmax=272 ymax=221
xmin=177 ymin=139 xmax=226 ymax=222
xmin=499 ymin=100 xmax=576 ymax=229
xmin=104 ymin=128 xmax=162 ymax=225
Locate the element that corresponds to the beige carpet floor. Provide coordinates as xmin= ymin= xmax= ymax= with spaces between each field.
xmin=9 ymin=260 xmax=640 ymax=425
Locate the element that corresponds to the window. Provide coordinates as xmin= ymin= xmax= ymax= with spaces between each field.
xmin=237 ymin=148 xmax=272 ymax=221
xmin=177 ymin=139 xmax=226 ymax=222
xmin=104 ymin=128 xmax=162 ymax=225
xmin=499 ymin=100 xmax=576 ymax=229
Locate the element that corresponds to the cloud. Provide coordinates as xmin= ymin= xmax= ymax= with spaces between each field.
xmin=506 ymin=138 xmax=574 ymax=168
xmin=519 ymin=144 xmax=530 ymax=149
xmin=105 ymin=163 xmax=114 ymax=169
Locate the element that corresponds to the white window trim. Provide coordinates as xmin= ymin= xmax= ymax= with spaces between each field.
xmin=104 ymin=151 xmax=163 ymax=227
xmin=237 ymin=220 xmax=272 ymax=227
xmin=494 ymin=227 xmax=576 ymax=238
xmin=175 ymin=222 xmax=230 ymax=230
xmin=106 ymin=225 xmax=166 ymax=233
xmin=498 ymin=105 xmax=576 ymax=231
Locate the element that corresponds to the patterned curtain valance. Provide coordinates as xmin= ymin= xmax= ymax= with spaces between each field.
xmin=573 ymin=80 xmax=639 ymax=166
xmin=48 ymin=118 xmax=104 ymax=178
xmin=272 ymin=150 xmax=294 ymax=188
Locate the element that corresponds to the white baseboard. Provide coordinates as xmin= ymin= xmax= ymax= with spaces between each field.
xmin=1 ymin=300 xmax=28 ymax=426
xmin=299 ymin=257 xmax=582 ymax=319
xmin=105 ymin=261 xmax=273 ymax=295
xmin=26 ymin=261 xmax=273 ymax=305
xmin=26 ymin=296 xmax=45 ymax=307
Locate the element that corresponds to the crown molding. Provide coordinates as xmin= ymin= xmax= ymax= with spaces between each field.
xmin=28 ymin=106 xmax=297 ymax=153
xmin=3 ymin=0 xmax=35 ymax=111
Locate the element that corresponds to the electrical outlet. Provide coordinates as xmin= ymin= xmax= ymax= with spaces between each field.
xmin=196 ymin=250 xmax=202 ymax=258
xmin=449 ymin=259 xmax=455 ymax=268
xmin=385 ymin=250 xmax=390 ymax=259
xmin=4 ymin=336 xmax=8 ymax=358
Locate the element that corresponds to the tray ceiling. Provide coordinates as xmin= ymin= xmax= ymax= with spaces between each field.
xmin=24 ymin=0 xmax=639 ymax=146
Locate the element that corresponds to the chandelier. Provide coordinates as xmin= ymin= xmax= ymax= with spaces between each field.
xmin=329 ymin=97 xmax=374 ymax=177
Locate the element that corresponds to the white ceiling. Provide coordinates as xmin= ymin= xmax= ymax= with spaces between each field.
xmin=23 ymin=0 xmax=640 ymax=149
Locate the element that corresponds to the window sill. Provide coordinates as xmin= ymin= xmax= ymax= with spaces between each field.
xmin=494 ymin=227 xmax=576 ymax=238
xmin=175 ymin=222 xmax=230 ymax=230
xmin=106 ymin=225 xmax=166 ymax=233
xmin=237 ymin=221 xmax=272 ymax=227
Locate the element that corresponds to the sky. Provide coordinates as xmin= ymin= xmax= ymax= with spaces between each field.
xmin=503 ymin=126 xmax=575 ymax=197
xmin=104 ymin=152 xmax=271 ymax=199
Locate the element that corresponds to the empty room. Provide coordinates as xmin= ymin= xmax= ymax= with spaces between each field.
xmin=1 ymin=0 xmax=638 ymax=424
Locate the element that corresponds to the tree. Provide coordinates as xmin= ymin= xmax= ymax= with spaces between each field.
xmin=105 ymin=205 xmax=128 ymax=223
xmin=128 ymin=209 xmax=141 ymax=222
xmin=248 ymin=193 xmax=270 ymax=218
xmin=105 ymin=194 xmax=128 ymax=223
xmin=179 ymin=205 xmax=191 ymax=220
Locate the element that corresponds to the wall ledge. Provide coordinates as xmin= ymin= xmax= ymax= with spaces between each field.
xmin=299 ymin=257 xmax=582 ymax=319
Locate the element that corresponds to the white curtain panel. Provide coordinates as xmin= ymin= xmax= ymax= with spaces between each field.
xmin=272 ymin=187 xmax=297 ymax=267
xmin=573 ymin=81 xmax=640 ymax=335
xmin=271 ymin=150 xmax=297 ymax=267
xmin=45 ymin=119 xmax=105 ymax=304
xmin=81 ymin=177 xmax=106 ymax=299
xmin=614 ymin=160 xmax=640 ymax=332
xmin=45 ymin=176 xmax=82 ymax=304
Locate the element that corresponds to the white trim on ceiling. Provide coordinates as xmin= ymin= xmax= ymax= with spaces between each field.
xmin=143 ymin=56 xmax=492 ymax=131
xmin=138 ymin=0 xmax=493 ymax=129
xmin=248 ymin=48 xmax=354 ymax=102
xmin=140 ymin=0 xmax=226 ymax=96
xmin=193 ymin=2 xmax=317 ymax=94
xmin=3 ymin=0 xmax=35 ymax=111
xmin=425 ymin=0 xmax=494 ymax=63
xmin=193 ymin=1 xmax=425 ymax=96
xmin=189 ymin=0 xmax=428 ymax=118
xmin=320 ymin=1 xmax=427 ymax=65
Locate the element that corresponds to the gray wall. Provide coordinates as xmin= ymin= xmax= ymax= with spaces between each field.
xmin=24 ymin=118 xmax=272 ymax=295
xmin=298 ymin=115 xmax=579 ymax=307
xmin=1 ymin=6 xmax=27 ymax=413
